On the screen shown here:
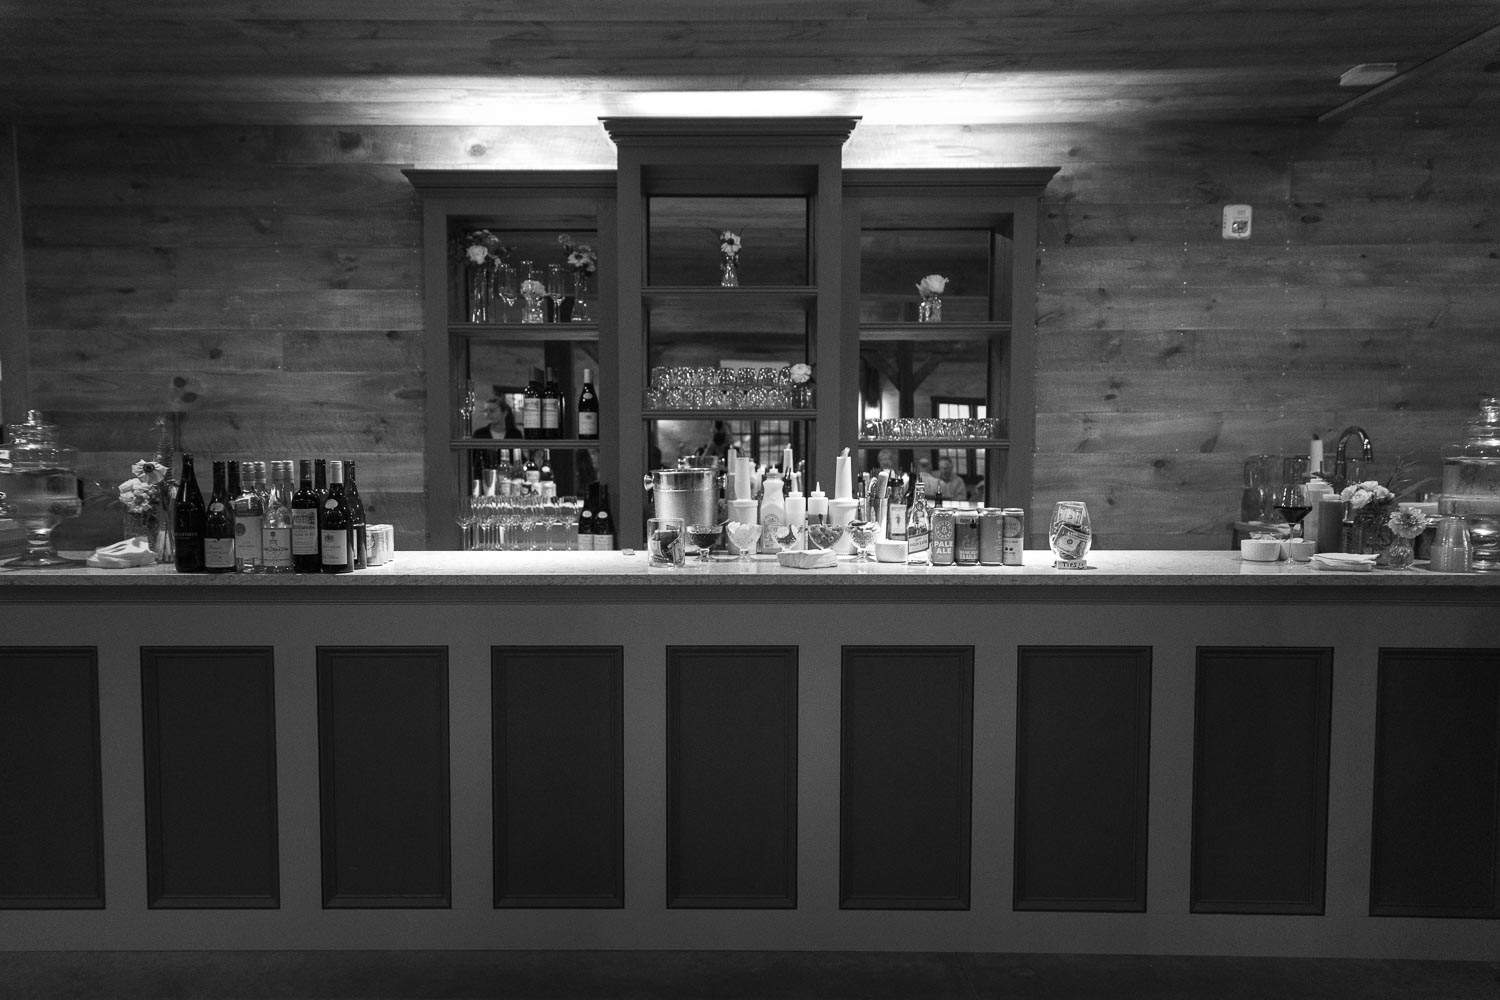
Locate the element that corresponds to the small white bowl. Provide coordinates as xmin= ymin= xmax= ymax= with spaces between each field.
xmin=1240 ymin=538 xmax=1283 ymax=562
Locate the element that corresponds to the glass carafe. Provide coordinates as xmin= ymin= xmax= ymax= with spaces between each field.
xmin=0 ymin=410 xmax=83 ymax=567
xmin=1240 ymin=454 xmax=1277 ymax=522
xmin=1440 ymin=394 xmax=1500 ymax=571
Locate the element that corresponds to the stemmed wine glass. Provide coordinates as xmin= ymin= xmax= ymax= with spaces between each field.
xmin=727 ymin=521 xmax=760 ymax=565
xmin=495 ymin=263 xmax=518 ymax=319
xmin=455 ymin=493 xmax=476 ymax=551
xmin=686 ymin=522 xmax=723 ymax=564
xmin=546 ymin=264 xmax=568 ymax=323
xmin=1275 ymin=482 xmax=1311 ymax=539
xmin=846 ymin=517 xmax=878 ymax=563
xmin=806 ymin=521 xmax=844 ymax=554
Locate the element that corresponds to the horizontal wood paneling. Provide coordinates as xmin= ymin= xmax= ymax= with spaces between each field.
xmin=141 ymin=646 xmax=279 ymax=908
xmin=1015 ymin=646 xmax=1151 ymax=912
xmin=0 ymin=647 xmax=104 ymax=909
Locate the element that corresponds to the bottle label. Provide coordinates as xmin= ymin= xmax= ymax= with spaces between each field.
xmin=320 ymin=529 xmax=349 ymax=566
xmin=204 ymin=537 xmax=235 ymax=569
xmin=886 ymin=505 xmax=908 ymax=540
xmin=577 ymin=531 xmax=595 ymax=551
xmin=291 ymin=509 xmax=319 ymax=553
xmin=236 ymin=515 xmax=264 ymax=562
xmin=577 ymin=412 xmax=598 ymax=437
xmin=262 ymin=526 xmax=293 ymax=567
xmin=542 ymin=399 xmax=561 ymax=430
xmin=596 ymin=531 xmax=614 ymax=550
xmin=907 ymin=523 xmax=931 ymax=556
xmin=758 ymin=512 xmax=784 ymax=554
xmin=523 ymin=399 xmax=541 ymax=430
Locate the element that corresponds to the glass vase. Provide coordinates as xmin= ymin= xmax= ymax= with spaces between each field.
xmin=124 ymin=509 xmax=172 ymax=563
xmin=465 ymin=262 xmax=495 ymax=323
xmin=520 ymin=290 xmax=546 ymax=324
xmin=720 ymin=253 xmax=739 ymax=288
xmin=569 ymin=271 xmax=593 ymax=323
xmin=1384 ymin=535 xmax=1415 ymax=570
xmin=1353 ymin=520 xmax=1396 ymax=563
xmin=918 ymin=294 xmax=942 ymax=323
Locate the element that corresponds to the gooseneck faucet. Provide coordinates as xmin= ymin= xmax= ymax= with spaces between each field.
xmin=1332 ymin=426 xmax=1373 ymax=492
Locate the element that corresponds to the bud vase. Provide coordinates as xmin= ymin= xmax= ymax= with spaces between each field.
xmin=918 ymin=294 xmax=942 ymax=323
xmin=124 ymin=509 xmax=173 ymax=563
xmin=1384 ymin=535 xmax=1415 ymax=569
xmin=465 ymin=262 xmax=495 ymax=323
xmin=569 ymin=272 xmax=593 ymax=323
xmin=720 ymin=253 xmax=739 ymax=288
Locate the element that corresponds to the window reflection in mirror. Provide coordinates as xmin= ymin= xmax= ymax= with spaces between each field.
xmin=648 ymin=419 xmax=807 ymax=474
xmin=647 ymin=197 xmax=808 ymax=286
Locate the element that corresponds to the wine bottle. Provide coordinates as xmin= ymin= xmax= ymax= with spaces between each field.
xmin=577 ymin=368 xmax=599 ymax=440
xmin=345 ymin=459 xmax=368 ymax=570
xmin=232 ymin=460 xmax=264 ymax=573
xmin=319 ymin=459 xmax=354 ymax=574
xmin=203 ymin=460 xmax=237 ymax=574
xmin=314 ymin=458 xmax=328 ymax=500
xmin=577 ymin=482 xmax=596 ymax=550
xmin=291 ymin=459 xmax=321 ymax=573
xmin=261 ymin=460 xmax=294 ymax=574
xmin=173 ymin=452 xmax=206 ymax=573
xmin=522 ymin=450 xmax=540 ymax=487
xmin=522 ymin=375 xmax=543 ymax=439
xmin=541 ymin=366 xmax=563 ymax=439
xmin=539 ymin=449 xmax=554 ymax=485
xmin=593 ymin=483 xmax=615 ymax=550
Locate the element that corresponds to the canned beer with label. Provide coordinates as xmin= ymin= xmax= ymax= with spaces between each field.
xmin=954 ymin=510 xmax=980 ymax=565
xmin=979 ymin=508 xmax=1004 ymax=565
xmin=1002 ymin=507 xmax=1025 ymax=566
xmin=931 ymin=508 xmax=956 ymax=565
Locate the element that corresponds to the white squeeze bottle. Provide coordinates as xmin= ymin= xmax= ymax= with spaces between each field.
xmin=758 ymin=469 xmax=788 ymax=554
xmin=1304 ymin=471 xmax=1334 ymax=551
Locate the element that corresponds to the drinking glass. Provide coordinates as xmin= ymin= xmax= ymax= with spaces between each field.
xmin=727 ymin=521 xmax=760 ymax=564
xmin=648 ymin=517 xmax=684 ymax=567
xmin=496 ymin=263 xmax=518 ymax=308
xmin=545 ymin=264 xmax=568 ymax=322
xmin=1049 ymin=500 xmax=1092 ymax=563
xmin=847 ymin=518 xmax=878 ymax=562
xmin=1274 ymin=482 xmax=1311 ymax=539
xmin=455 ymin=495 xmax=476 ymax=550
xmin=686 ymin=522 xmax=723 ymax=563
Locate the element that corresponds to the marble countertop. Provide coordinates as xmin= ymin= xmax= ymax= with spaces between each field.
xmin=0 ymin=548 xmax=1494 ymax=588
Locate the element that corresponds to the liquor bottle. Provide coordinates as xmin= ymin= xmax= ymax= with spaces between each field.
xmin=345 ymin=459 xmax=368 ymax=570
xmin=203 ymin=460 xmax=237 ymax=574
xmin=884 ymin=471 xmax=909 ymax=542
xmin=232 ymin=460 xmax=264 ymax=573
xmin=260 ymin=460 xmax=295 ymax=574
xmin=539 ymin=450 xmax=554 ymax=491
xmin=522 ymin=450 xmax=540 ymax=487
xmin=522 ymin=375 xmax=543 ymax=439
xmin=577 ymin=368 xmax=599 ymax=440
xmin=173 ymin=452 xmax=206 ymax=573
xmin=541 ymin=367 xmax=563 ymax=439
xmin=593 ymin=483 xmax=615 ymax=550
xmin=319 ymin=459 xmax=354 ymax=574
xmin=577 ymin=482 xmax=596 ymax=550
xmin=906 ymin=473 xmax=931 ymax=562
xmin=291 ymin=459 xmax=321 ymax=573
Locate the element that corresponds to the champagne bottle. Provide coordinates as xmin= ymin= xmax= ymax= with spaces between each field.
xmin=261 ymin=460 xmax=295 ymax=574
xmin=319 ymin=459 xmax=354 ymax=574
xmin=577 ymin=368 xmax=599 ymax=440
xmin=577 ymin=482 xmax=596 ymax=551
xmin=203 ymin=460 xmax=237 ymax=574
xmin=541 ymin=366 xmax=563 ymax=439
xmin=345 ymin=459 xmax=368 ymax=570
xmin=291 ymin=459 xmax=321 ymax=573
xmin=593 ymin=483 xmax=614 ymax=550
xmin=522 ymin=375 xmax=543 ymax=439
xmin=173 ymin=453 xmax=206 ymax=573
xmin=232 ymin=460 xmax=264 ymax=573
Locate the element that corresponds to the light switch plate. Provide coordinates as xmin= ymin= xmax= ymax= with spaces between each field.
xmin=1222 ymin=204 xmax=1252 ymax=239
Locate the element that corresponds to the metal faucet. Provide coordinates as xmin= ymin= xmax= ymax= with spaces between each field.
xmin=1332 ymin=426 xmax=1373 ymax=492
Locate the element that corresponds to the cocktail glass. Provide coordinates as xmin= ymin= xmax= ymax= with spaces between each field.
xmin=847 ymin=519 xmax=878 ymax=563
xmin=687 ymin=523 xmax=723 ymax=564
xmin=806 ymin=522 xmax=843 ymax=553
xmin=726 ymin=521 xmax=760 ymax=564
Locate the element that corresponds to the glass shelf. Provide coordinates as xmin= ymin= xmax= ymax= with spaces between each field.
xmin=449 ymin=323 xmax=598 ymax=341
xmin=858 ymin=322 xmax=1010 ymax=342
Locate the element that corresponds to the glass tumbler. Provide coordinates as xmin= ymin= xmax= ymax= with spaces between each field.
xmin=647 ymin=517 xmax=685 ymax=567
xmin=1048 ymin=500 xmax=1092 ymax=564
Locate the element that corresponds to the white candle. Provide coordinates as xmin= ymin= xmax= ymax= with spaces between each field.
xmin=1309 ymin=435 xmax=1324 ymax=473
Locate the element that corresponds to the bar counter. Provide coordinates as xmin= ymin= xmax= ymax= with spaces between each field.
xmin=1 ymin=551 xmax=1496 ymax=958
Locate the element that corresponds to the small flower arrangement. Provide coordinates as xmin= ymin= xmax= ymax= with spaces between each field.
xmin=916 ymin=274 xmax=949 ymax=298
xmin=789 ymin=363 xmax=813 ymax=385
xmin=557 ymin=233 xmax=598 ymax=274
xmin=1340 ymin=480 xmax=1395 ymax=527
xmin=718 ymin=230 xmax=742 ymax=259
xmin=1387 ymin=506 xmax=1429 ymax=539
xmin=118 ymin=459 xmax=171 ymax=515
xmin=455 ymin=229 xmax=510 ymax=267
xmin=519 ymin=277 xmax=546 ymax=298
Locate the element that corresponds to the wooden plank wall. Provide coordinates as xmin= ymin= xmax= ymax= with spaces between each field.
xmin=17 ymin=82 xmax=1497 ymax=550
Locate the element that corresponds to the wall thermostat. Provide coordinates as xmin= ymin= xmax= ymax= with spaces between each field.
xmin=1222 ymin=204 xmax=1252 ymax=239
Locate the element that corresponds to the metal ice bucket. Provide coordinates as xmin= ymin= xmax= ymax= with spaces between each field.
xmin=644 ymin=468 xmax=720 ymax=529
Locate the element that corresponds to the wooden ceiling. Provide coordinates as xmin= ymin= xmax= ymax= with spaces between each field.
xmin=2 ymin=1 xmax=1498 ymax=127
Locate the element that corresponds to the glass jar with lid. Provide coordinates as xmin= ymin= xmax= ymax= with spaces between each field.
xmin=1440 ymin=395 xmax=1500 ymax=572
xmin=0 ymin=410 xmax=83 ymax=566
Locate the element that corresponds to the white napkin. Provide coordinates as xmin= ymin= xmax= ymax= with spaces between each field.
xmin=87 ymin=537 xmax=158 ymax=568
xmin=1310 ymin=552 xmax=1377 ymax=572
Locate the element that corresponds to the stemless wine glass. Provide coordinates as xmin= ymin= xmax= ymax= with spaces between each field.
xmin=686 ymin=522 xmax=723 ymax=564
xmin=1049 ymin=500 xmax=1092 ymax=564
xmin=847 ymin=518 xmax=879 ymax=563
xmin=727 ymin=521 xmax=760 ymax=564
xmin=648 ymin=517 xmax=684 ymax=567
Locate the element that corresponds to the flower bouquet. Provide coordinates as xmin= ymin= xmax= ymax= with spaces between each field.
xmin=117 ymin=458 xmax=175 ymax=561
xmin=916 ymin=273 xmax=948 ymax=322
xmin=789 ymin=363 xmax=814 ymax=409
xmin=717 ymin=229 xmax=742 ymax=287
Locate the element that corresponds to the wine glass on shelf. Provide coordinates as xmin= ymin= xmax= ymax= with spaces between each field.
xmin=726 ymin=521 xmax=760 ymax=565
xmin=545 ymin=264 xmax=567 ymax=323
xmin=686 ymin=522 xmax=723 ymax=564
xmin=455 ymin=494 xmax=476 ymax=551
xmin=846 ymin=517 xmax=878 ymax=563
xmin=1274 ymin=482 xmax=1312 ymax=539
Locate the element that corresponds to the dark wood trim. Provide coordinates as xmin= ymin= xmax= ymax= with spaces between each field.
xmin=492 ymin=645 xmax=624 ymax=908
xmin=0 ymin=646 xmax=104 ymax=909
xmin=317 ymin=646 xmax=451 ymax=909
xmin=0 ymin=121 xmax=30 ymax=424
xmin=603 ymin=117 xmax=859 ymax=145
xmin=1190 ymin=647 xmax=1332 ymax=915
xmin=1014 ymin=645 xmax=1151 ymax=912
xmin=140 ymin=646 xmax=280 ymax=909
xmin=666 ymin=645 xmax=798 ymax=909
xmin=839 ymin=645 xmax=974 ymax=910
xmin=1370 ymin=647 xmax=1500 ymax=919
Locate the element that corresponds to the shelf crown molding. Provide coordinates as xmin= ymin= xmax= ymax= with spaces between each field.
xmin=601 ymin=117 xmax=860 ymax=147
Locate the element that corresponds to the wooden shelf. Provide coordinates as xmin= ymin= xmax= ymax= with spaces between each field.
xmin=857 ymin=438 xmax=1010 ymax=449
xmin=858 ymin=322 xmax=1010 ymax=342
xmin=450 ymin=438 xmax=599 ymax=450
xmin=642 ymin=286 xmax=817 ymax=309
xmin=448 ymin=323 xmax=599 ymax=341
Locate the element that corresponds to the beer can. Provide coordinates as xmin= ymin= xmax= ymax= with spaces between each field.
xmin=979 ymin=508 xmax=1004 ymax=565
xmin=1001 ymin=507 xmax=1025 ymax=566
xmin=954 ymin=510 xmax=980 ymax=565
xmin=931 ymin=508 xmax=956 ymax=565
